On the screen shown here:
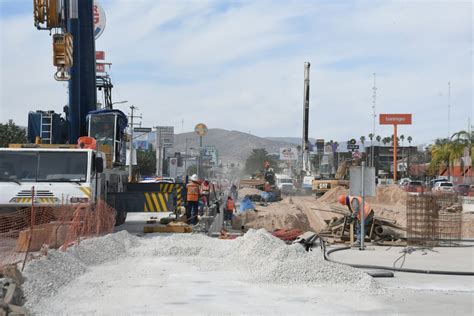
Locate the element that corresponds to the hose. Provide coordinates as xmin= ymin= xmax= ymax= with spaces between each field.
xmin=321 ymin=241 xmax=474 ymax=276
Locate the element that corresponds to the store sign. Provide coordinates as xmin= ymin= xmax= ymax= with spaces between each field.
xmin=279 ymin=147 xmax=298 ymax=160
xmin=379 ymin=114 xmax=412 ymax=125
xmin=94 ymin=1 xmax=106 ymax=40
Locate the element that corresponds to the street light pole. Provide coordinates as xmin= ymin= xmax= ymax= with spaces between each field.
xmin=128 ymin=105 xmax=135 ymax=182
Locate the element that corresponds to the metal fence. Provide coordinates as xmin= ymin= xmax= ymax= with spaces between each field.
xmin=406 ymin=193 xmax=463 ymax=246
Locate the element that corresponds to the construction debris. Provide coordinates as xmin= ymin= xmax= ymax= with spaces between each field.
xmin=0 ymin=265 xmax=26 ymax=316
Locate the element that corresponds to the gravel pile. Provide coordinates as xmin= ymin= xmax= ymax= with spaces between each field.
xmin=147 ymin=229 xmax=381 ymax=293
xmin=23 ymin=231 xmax=140 ymax=308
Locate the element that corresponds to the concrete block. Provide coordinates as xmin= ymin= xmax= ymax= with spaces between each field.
xmin=4 ymin=283 xmax=23 ymax=306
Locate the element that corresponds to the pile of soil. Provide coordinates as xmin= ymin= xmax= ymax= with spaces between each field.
xmin=318 ymin=186 xmax=349 ymax=203
xmin=370 ymin=185 xmax=407 ymax=205
xmin=238 ymin=187 xmax=263 ymax=197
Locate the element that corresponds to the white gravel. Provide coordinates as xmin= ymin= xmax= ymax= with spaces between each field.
xmin=23 ymin=231 xmax=140 ymax=308
xmin=25 ymin=229 xmax=382 ymax=311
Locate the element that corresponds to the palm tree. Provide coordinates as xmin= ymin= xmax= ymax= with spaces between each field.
xmin=376 ymin=135 xmax=381 ymax=145
xmin=400 ymin=134 xmax=405 ymax=146
xmin=382 ymin=137 xmax=389 ymax=146
xmin=368 ymin=133 xmax=374 ymax=142
xmin=430 ymin=141 xmax=465 ymax=180
xmin=360 ymin=136 xmax=366 ymax=146
xmin=451 ymin=130 xmax=474 ymax=175
xmin=407 ymin=136 xmax=412 ymax=146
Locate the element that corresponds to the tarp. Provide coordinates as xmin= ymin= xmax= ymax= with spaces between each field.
xmin=239 ymin=197 xmax=255 ymax=213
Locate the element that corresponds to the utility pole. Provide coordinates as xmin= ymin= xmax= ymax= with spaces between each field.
xmin=302 ymin=62 xmax=311 ymax=175
xmin=448 ymin=82 xmax=451 ymax=139
xmin=371 ymin=73 xmax=377 ymax=168
xmin=128 ymin=105 xmax=135 ymax=182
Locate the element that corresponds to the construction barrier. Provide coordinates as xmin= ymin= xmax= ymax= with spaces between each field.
xmin=122 ymin=183 xmax=186 ymax=212
xmin=0 ymin=200 xmax=116 ymax=270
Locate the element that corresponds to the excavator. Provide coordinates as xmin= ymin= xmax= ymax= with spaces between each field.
xmin=312 ymin=160 xmax=350 ymax=196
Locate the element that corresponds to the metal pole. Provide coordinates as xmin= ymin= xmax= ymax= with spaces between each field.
xmin=302 ymin=62 xmax=310 ymax=174
xmin=128 ymin=106 xmax=135 ymax=182
xmin=393 ymin=124 xmax=398 ymax=183
xmin=360 ymin=161 xmax=365 ymax=250
xmin=184 ymin=138 xmax=188 ymax=175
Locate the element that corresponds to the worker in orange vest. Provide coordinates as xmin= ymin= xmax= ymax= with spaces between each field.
xmin=338 ymin=195 xmax=374 ymax=245
xmin=224 ymin=196 xmax=236 ymax=227
xmin=201 ymin=179 xmax=211 ymax=207
xmin=186 ymin=174 xmax=201 ymax=225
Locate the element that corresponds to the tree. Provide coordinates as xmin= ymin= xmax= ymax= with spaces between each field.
xmin=429 ymin=140 xmax=464 ymax=178
xmin=400 ymin=134 xmax=405 ymax=146
xmin=368 ymin=133 xmax=374 ymax=142
xmin=376 ymin=135 xmax=381 ymax=145
xmin=451 ymin=130 xmax=474 ymax=169
xmin=407 ymin=136 xmax=412 ymax=145
xmin=136 ymin=149 xmax=156 ymax=177
xmin=245 ymin=148 xmax=276 ymax=175
xmin=360 ymin=136 xmax=366 ymax=146
xmin=0 ymin=120 xmax=27 ymax=147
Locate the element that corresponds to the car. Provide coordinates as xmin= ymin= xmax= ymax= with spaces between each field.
xmin=399 ymin=178 xmax=411 ymax=187
xmin=405 ymin=181 xmax=424 ymax=194
xmin=432 ymin=181 xmax=455 ymax=194
xmin=454 ymin=184 xmax=471 ymax=196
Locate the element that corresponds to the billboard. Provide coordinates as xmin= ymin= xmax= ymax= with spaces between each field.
xmin=156 ymin=126 xmax=174 ymax=148
xmin=201 ymin=146 xmax=218 ymax=166
xmin=379 ymin=114 xmax=412 ymax=125
xmin=194 ymin=123 xmax=208 ymax=136
xmin=280 ymin=147 xmax=298 ymax=160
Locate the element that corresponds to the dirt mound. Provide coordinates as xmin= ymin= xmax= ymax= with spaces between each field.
xmin=239 ymin=187 xmax=263 ymax=197
xmin=318 ymin=186 xmax=349 ymax=203
xmin=370 ymin=185 xmax=406 ymax=205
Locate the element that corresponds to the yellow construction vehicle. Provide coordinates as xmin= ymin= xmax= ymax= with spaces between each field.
xmin=312 ymin=161 xmax=350 ymax=196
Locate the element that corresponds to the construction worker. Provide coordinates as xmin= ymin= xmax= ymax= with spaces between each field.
xmin=338 ymin=195 xmax=374 ymax=245
xmin=224 ymin=196 xmax=236 ymax=226
xmin=186 ymin=174 xmax=201 ymax=225
xmin=201 ymin=179 xmax=211 ymax=206
xmin=264 ymin=181 xmax=271 ymax=192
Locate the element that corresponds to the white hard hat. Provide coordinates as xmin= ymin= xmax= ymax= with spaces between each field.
xmin=190 ymin=174 xmax=199 ymax=181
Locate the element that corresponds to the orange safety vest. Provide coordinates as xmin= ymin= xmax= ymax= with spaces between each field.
xmin=348 ymin=196 xmax=371 ymax=220
xmin=186 ymin=182 xmax=200 ymax=202
xmin=226 ymin=199 xmax=235 ymax=212
xmin=201 ymin=183 xmax=210 ymax=195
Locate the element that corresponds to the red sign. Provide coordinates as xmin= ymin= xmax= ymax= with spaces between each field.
xmin=96 ymin=63 xmax=105 ymax=73
xmin=96 ymin=51 xmax=105 ymax=60
xmin=379 ymin=114 xmax=412 ymax=125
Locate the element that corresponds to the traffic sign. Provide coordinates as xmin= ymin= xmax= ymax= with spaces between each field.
xmin=347 ymin=144 xmax=359 ymax=150
xmin=134 ymin=127 xmax=152 ymax=133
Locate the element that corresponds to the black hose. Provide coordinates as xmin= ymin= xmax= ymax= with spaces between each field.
xmin=323 ymin=243 xmax=474 ymax=276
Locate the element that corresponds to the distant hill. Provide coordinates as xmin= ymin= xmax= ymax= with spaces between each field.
xmin=173 ymin=129 xmax=295 ymax=165
xmin=265 ymin=137 xmax=316 ymax=145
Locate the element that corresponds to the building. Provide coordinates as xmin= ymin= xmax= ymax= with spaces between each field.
xmin=365 ymin=145 xmax=418 ymax=179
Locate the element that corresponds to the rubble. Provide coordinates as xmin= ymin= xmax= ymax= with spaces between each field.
xmin=0 ymin=265 xmax=26 ymax=316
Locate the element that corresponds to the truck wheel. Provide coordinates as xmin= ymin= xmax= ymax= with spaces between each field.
xmin=115 ymin=208 xmax=127 ymax=226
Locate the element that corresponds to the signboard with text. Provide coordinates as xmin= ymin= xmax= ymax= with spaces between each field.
xmin=379 ymin=114 xmax=412 ymax=125
xmin=279 ymin=147 xmax=298 ymax=160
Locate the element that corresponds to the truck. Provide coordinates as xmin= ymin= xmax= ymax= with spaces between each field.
xmin=275 ymin=174 xmax=296 ymax=195
xmin=0 ymin=110 xmax=130 ymax=225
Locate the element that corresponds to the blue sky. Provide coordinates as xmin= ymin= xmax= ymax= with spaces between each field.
xmin=0 ymin=0 xmax=472 ymax=145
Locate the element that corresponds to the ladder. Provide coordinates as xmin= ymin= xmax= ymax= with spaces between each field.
xmin=40 ymin=112 xmax=53 ymax=144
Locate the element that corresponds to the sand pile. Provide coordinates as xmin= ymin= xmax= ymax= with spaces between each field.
xmin=318 ymin=186 xmax=349 ymax=203
xmin=318 ymin=184 xmax=406 ymax=206
xmin=371 ymin=185 xmax=407 ymax=205
xmin=238 ymin=187 xmax=263 ymax=197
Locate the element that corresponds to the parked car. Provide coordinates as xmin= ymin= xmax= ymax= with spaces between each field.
xmin=432 ymin=181 xmax=455 ymax=194
xmin=405 ymin=181 xmax=424 ymax=194
xmin=455 ymin=184 xmax=471 ymax=196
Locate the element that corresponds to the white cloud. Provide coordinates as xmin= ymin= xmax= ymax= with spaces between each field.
xmin=0 ymin=0 xmax=472 ymax=145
